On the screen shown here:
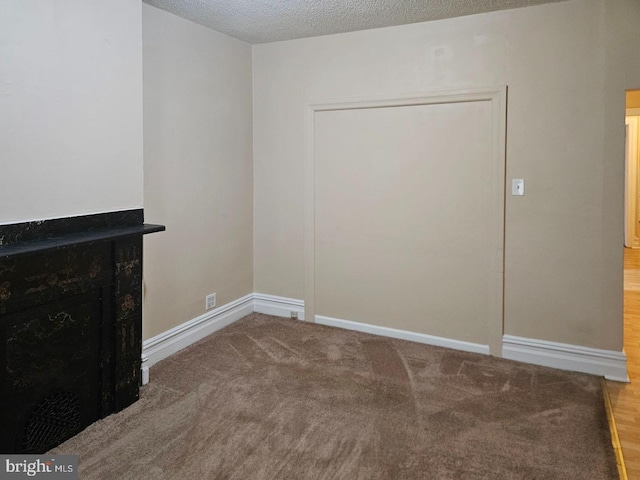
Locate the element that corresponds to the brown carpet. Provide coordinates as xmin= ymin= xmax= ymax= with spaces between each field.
xmin=52 ymin=313 xmax=618 ymax=479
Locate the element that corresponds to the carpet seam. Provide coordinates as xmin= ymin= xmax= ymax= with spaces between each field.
xmin=602 ymin=378 xmax=629 ymax=480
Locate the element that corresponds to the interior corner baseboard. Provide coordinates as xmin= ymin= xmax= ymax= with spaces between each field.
xmin=253 ymin=293 xmax=305 ymax=320
xmin=502 ymin=335 xmax=629 ymax=382
xmin=142 ymin=294 xmax=254 ymax=368
xmin=315 ymin=315 xmax=491 ymax=355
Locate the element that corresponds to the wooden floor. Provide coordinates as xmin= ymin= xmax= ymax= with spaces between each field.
xmin=607 ymin=247 xmax=640 ymax=479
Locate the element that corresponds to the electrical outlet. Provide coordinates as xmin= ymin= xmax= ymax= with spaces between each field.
xmin=290 ymin=311 xmax=298 ymax=319
xmin=205 ymin=293 xmax=216 ymax=310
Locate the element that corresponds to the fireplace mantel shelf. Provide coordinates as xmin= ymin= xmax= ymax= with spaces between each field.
xmin=0 ymin=223 xmax=165 ymax=260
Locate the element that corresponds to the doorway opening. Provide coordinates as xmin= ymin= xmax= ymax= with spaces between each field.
xmin=623 ymin=89 xmax=640 ymax=369
xmin=614 ymin=89 xmax=640 ymax=475
xmin=623 ymin=88 xmax=640 ymax=371
xmin=625 ymin=90 xmax=640 ymax=248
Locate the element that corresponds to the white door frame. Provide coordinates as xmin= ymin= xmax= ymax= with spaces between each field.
xmin=304 ymin=86 xmax=507 ymax=355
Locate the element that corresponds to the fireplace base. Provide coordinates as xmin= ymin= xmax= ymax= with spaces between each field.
xmin=0 ymin=210 xmax=164 ymax=453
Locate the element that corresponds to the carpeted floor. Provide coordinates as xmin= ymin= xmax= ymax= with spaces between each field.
xmin=52 ymin=313 xmax=618 ymax=479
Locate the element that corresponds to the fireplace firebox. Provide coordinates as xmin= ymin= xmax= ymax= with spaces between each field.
xmin=0 ymin=210 xmax=164 ymax=453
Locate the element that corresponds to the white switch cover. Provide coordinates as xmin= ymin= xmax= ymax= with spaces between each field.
xmin=512 ymin=179 xmax=525 ymax=196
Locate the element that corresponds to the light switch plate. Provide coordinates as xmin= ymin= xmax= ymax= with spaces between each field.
xmin=512 ymin=179 xmax=525 ymax=196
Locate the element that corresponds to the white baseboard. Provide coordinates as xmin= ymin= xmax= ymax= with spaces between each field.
xmin=315 ymin=315 xmax=491 ymax=355
xmin=502 ymin=335 xmax=629 ymax=382
xmin=142 ymin=294 xmax=254 ymax=368
xmin=253 ymin=293 xmax=305 ymax=320
xmin=142 ymin=294 xmax=629 ymax=383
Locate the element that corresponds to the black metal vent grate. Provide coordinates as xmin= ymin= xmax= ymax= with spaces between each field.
xmin=21 ymin=392 xmax=81 ymax=453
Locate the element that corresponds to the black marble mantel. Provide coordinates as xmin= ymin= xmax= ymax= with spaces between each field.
xmin=0 ymin=209 xmax=164 ymax=453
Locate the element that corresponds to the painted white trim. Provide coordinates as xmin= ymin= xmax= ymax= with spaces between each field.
xmin=304 ymin=87 xmax=507 ymax=355
xmin=315 ymin=314 xmax=490 ymax=355
xmin=142 ymin=294 xmax=254 ymax=368
xmin=253 ymin=293 xmax=306 ymax=320
xmin=142 ymin=293 xmax=628 ymax=383
xmin=502 ymin=335 xmax=629 ymax=382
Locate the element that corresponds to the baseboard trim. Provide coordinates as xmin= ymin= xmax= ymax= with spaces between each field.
xmin=502 ymin=335 xmax=629 ymax=382
xmin=315 ymin=315 xmax=491 ymax=355
xmin=142 ymin=295 xmax=629 ymax=383
xmin=142 ymin=294 xmax=254 ymax=368
xmin=253 ymin=293 xmax=306 ymax=320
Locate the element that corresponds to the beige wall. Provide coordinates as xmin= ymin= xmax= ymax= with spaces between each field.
xmin=142 ymin=5 xmax=253 ymax=339
xmin=313 ymin=100 xmax=501 ymax=349
xmin=253 ymin=0 xmax=640 ymax=352
xmin=0 ymin=0 xmax=143 ymax=224
xmin=10 ymin=0 xmax=634 ymax=352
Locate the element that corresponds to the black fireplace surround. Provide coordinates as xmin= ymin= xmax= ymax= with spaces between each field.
xmin=0 ymin=210 xmax=164 ymax=453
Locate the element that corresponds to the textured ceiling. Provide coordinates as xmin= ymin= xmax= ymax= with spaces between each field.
xmin=143 ymin=0 xmax=568 ymax=44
